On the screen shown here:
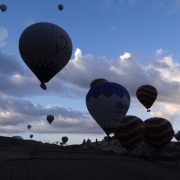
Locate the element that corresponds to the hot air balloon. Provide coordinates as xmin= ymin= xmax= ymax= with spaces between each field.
xmin=30 ymin=134 xmax=33 ymax=139
xmin=136 ymin=85 xmax=157 ymax=112
xmin=47 ymin=115 xmax=54 ymax=124
xmin=90 ymin=78 xmax=108 ymax=89
xmin=174 ymin=131 xmax=180 ymax=142
xmin=144 ymin=117 xmax=174 ymax=151
xmin=114 ymin=115 xmax=145 ymax=151
xmin=0 ymin=4 xmax=7 ymax=12
xmin=58 ymin=4 xmax=64 ymax=11
xmin=19 ymin=22 xmax=72 ymax=90
xmin=27 ymin=125 xmax=31 ymax=130
xmin=62 ymin=136 xmax=68 ymax=144
xmin=12 ymin=136 xmax=24 ymax=140
xmin=86 ymin=81 xmax=130 ymax=136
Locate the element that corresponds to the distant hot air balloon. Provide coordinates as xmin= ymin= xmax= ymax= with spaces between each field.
xmin=90 ymin=78 xmax=108 ymax=89
xmin=114 ymin=115 xmax=145 ymax=151
xmin=12 ymin=136 xmax=24 ymax=140
xmin=136 ymin=85 xmax=157 ymax=112
xmin=144 ymin=117 xmax=174 ymax=151
xmin=27 ymin=125 xmax=32 ymax=130
xmin=30 ymin=134 xmax=33 ymax=139
xmin=19 ymin=22 xmax=72 ymax=90
xmin=0 ymin=4 xmax=7 ymax=12
xmin=58 ymin=4 xmax=64 ymax=11
xmin=47 ymin=115 xmax=54 ymax=124
xmin=62 ymin=136 xmax=68 ymax=144
xmin=174 ymin=131 xmax=180 ymax=142
xmin=86 ymin=81 xmax=130 ymax=136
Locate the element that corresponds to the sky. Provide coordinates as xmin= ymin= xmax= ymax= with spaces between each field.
xmin=0 ymin=0 xmax=180 ymax=144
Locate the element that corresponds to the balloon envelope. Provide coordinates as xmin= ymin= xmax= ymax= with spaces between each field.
xmin=58 ymin=4 xmax=64 ymax=11
xmin=30 ymin=134 xmax=33 ymax=139
xmin=90 ymin=78 xmax=108 ymax=89
xmin=86 ymin=82 xmax=130 ymax=135
xmin=12 ymin=136 xmax=23 ymax=140
xmin=62 ymin=136 xmax=68 ymax=144
xmin=114 ymin=115 xmax=145 ymax=151
xmin=144 ymin=117 xmax=174 ymax=150
xmin=19 ymin=22 xmax=72 ymax=89
xmin=136 ymin=85 xmax=157 ymax=112
xmin=47 ymin=115 xmax=54 ymax=124
xmin=175 ymin=131 xmax=180 ymax=142
xmin=0 ymin=4 xmax=7 ymax=12
xmin=27 ymin=125 xmax=31 ymax=129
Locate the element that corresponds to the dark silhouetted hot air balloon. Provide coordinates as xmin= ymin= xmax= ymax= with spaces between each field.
xmin=19 ymin=22 xmax=72 ymax=90
xmin=27 ymin=125 xmax=31 ymax=130
xmin=114 ymin=115 xmax=145 ymax=151
xmin=90 ymin=78 xmax=108 ymax=88
xmin=0 ymin=4 xmax=7 ymax=12
xmin=144 ymin=117 xmax=174 ymax=151
xmin=30 ymin=134 xmax=33 ymax=139
xmin=136 ymin=85 xmax=157 ymax=112
xmin=62 ymin=136 xmax=68 ymax=144
xmin=12 ymin=136 xmax=23 ymax=140
xmin=58 ymin=4 xmax=64 ymax=11
xmin=86 ymin=81 xmax=130 ymax=136
xmin=47 ymin=115 xmax=54 ymax=124
xmin=174 ymin=131 xmax=180 ymax=142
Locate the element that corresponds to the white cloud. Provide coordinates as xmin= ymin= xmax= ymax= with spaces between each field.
xmin=150 ymin=102 xmax=180 ymax=131
xmin=0 ymin=27 xmax=8 ymax=48
xmin=74 ymin=48 xmax=82 ymax=59
xmin=1 ymin=48 xmax=180 ymax=105
xmin=119 ymin=52 xmax=132 ymax=61
xmin=156 ymin=48 xmax=163 ymax=55
xmin=0 ymin=96 xmax=102 ymax=134
xmin=60 ymin=49 xmax=180 ymax=121
xmin=0 ymin=48 xmax=180 ymax=134
xmin=147 ymin=55 xmax=180 ymax=84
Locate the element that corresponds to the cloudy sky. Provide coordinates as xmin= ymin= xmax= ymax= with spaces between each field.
xmin=0 ymin=0 xmax=180 ymax=144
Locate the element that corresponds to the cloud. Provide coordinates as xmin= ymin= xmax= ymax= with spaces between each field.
xmin=149 ymin=102 xmax=180 ymax=132
xmin=154 ymin=0 xmax=180 ymax=15
xmin=0 ymin=47 xmax=180 ymax=133
xmin=1 ymin=48 xmax=180 ymax=107
xmin=120 ymin=52 xmax=132 ymax=61
xmin=99 ymin=0 xmax=139 ymax=8
xmin=61 ymin=48 xmax=180 ymax=104
xmin=0 ymin=50 xmax=85 ymax=98
xmin=0 ymin=27 xmax=8 ymax=48
xmin=0 ymin=96 xmax=102 ymax=134
xmin=74 ymin=48 xmax=82 ymax=59
xmin=156 ymin=49 xmax=163 ymax=56
xmin=150 ymin=102 xmax=180 ymax=120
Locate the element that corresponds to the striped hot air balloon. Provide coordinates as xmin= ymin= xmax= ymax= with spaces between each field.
xmin=136 ymin=85 xmax=157 ymax=112
xmin=144 ymin=117 xmax=174 ymax=151
xmin=114 ymin=115 xmax=145 ymax=151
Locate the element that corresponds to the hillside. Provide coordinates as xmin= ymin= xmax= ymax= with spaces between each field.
xmin=0 ymin=136 xmax=180 ymax=180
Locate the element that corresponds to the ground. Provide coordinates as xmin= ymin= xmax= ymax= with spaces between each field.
xmin=0 ymin=136 xmax=179 ymax=180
